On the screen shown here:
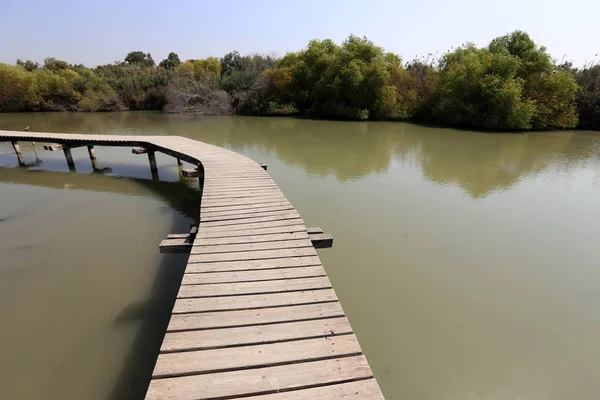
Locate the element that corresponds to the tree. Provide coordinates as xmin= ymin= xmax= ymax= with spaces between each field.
xmin=16 ymin=59 xmax=39 ymax=72
xmin=192 ymin=57 xmax=221 ymax=81
xmin=159 ymin=52 xmax=181 ymax=70
xmin=489 ymin=31 xmax=578 ymax=129
xmin=43 ymin=57 xmax=70 ymax=71
xmin=574 ymin=64 xmax=600 ymax=130
xmin=124 ymin=51 xmax=155 ymax=67
xmin=431 ymin=45 xmax=535 ymax=129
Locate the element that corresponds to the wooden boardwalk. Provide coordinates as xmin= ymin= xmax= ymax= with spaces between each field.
xmin=0 ymin=130 xmax=384 ymax=400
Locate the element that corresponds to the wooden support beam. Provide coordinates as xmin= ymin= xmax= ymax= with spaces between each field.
xmin=260 ymin=163 xmax=268 ymax=170
xmin=63 ymin=147 xmax=76 ymax=172
xmin=148 ymin=151 xmax=159 ymax=182
xmin=307 ymin=227 xmax=333 ymax=248
xmin=132 ymin=147 xmax=149 ymax=154
xmin=182 ymin=168 xmax=203 ymax=178
xmin=87 ymin=145 xmax=99 ymax=172
xmin=159 ymin=237 xmax=193 ymax=254
xmin=160 ymin=226 xmax=198 ymax=253
xmin=10 ymin=141 xmax=24 ymax=166
xmin=43 ymin=144 xmax=64 ymax=151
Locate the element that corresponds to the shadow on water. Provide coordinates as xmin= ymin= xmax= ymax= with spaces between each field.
xmin=0 ymin=165 xmax=199 ymax=400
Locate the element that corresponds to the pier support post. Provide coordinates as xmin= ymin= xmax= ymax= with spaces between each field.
xmin=87 ymin=145 xmax=99 ymax=172
xmin=63 ymin=147 xmax=76 ymax=172
xmin=148 ymin=151 xmax=159 ymax=182
xmin=11 ymin=141 xmax=25 ymax=166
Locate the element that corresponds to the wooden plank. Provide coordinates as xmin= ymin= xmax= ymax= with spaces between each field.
xmin=240 ymin=380 xmax=384 ymax=400
xmin=203 ymin=179 xmax=275 ymax=187
xmin=168 ymin=233 xmax=190 ymax=239
xmin=200 ymin=191 xmax=284 ymax=201
xmin=185 ymin=255 xmax=321 ymax=273
xmin=194 ymin=225 xmax=307 ymax=240
xmin=203 ymin=181 xmax=276 ymax=189
xmin=200 ymin=198 xmax=290 ymax=208
xmin=181 ymin=265 xmax=327 ymax=285
xmin=182 ymin=168 xmax=201 ymax=178
xmin=200 ymin=212 xmax=301 ymax=228
xmin=172 ymin=288 xmax=337 ymax=313
xmin=200 ymin=200 xmax=291 ymax=212
xmin=191 ymin=231 xmax=309 ymax=246
xmin=200 ymin=205 xmax=294 ymax=219
xmin=145 ymin=355 xmax=374 ymax=400
xmin=310 ymin=233 xmax=334 ymax=249
xmin=200 ymin=196 xmax=289 ymax=208
xmin=197 ymin=219 xmax=305 ymax=234
xmin=190 ymin=238 xmax=313 ymax=255
xmin=159 ymin=238 xmax=192 ymax=254
xmin=132 ymin=147 xmax=149 ymax=154
xmin=177 ymin=276 xmax=331 ymax=298
xmin=307 ymin=227 xmax=324 ymax=234
xmin=168 ymin=302 xmax=344 ymax=331
xmin=187 ymin=247 xmax=316 ymax=263
xmin=203 ymin=184 xmax=278 ymax=193
xmin=152 ymin=334 xmax=362 ymax=378
xmin=162 ymin=317 xmax=351 ymax=352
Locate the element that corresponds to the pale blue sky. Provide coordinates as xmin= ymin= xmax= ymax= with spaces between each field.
xmin=1 ymin=0 xmax=598 ymax=66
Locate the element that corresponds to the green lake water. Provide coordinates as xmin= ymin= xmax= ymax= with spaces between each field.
xmin=2 ymin=112 xmax=600 ymax=399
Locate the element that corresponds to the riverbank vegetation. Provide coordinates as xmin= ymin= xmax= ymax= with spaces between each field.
xmin=1 ymin=31 xmax=599 ymax=131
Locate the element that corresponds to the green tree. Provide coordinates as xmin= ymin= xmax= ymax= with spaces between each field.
xmin=431 ymin=44 xmax=535 ymax=129
xmin=124 ymin=51 xmax=155 ymax=67
xmin=574 ymin=64 xmax=600 ymax=130
xmin=16 ymin=59 xmax=39 ymax=72
xmin=192 ymin=57 xmax=221 ymax=81
xmin=488 ymin=31 xmax=578 ymax=129
xmin=159 ymin=52 xmax=181 ymax=70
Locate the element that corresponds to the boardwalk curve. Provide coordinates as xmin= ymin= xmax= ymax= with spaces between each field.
xmin=0 ymin=130 xmax=384 ymax=400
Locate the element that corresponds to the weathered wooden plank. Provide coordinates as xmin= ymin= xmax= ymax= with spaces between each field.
xmin=200 ymin=191 xmax=284 ymax=201
xmin=162 ymin=316 xmax=351 ymax=352
xmin=200 ymin=211 xmax=301 ymax=226
xmin=194 ymin=225 xmax=307 ymax=241
xmin=187 ymin=247 xmax=316 ymax=263
xmin=153 ymin=334 xmax=361 ymax=378
xmin=240 ymin=379 xmax=384 ymax=400
xmin=200 ymin=198 xmax=290 ymax=208
xmin=200 ymin=200 xmax=291 ymax=212
xmin=190 ymin=238 xmax=313 ymax=255
xmin=168 ymin=233 xmax=190 ymax=239
xmin=181 ymin=265 xmax=327 ymax=285
xmin=203 ymin=183 xmax=278 ymax=193
xmin=200 ymin=196 xmax=289 ymax=208
xmin=310 ymin=233 xmax=334 ymax=249
xmin=197 ymin=219 xmax=305 ymax=234
xmin=160 ymin=238 xmax=192 ymax=254
xmin=145 ymin=355 xmax=374 ymax=400
xmin=168 ymin=302 xmax=344 ymax=331
xmin=177 ymin=276 xmax=331 ymax=298
xmin=190 ymin=231 xmax=309 ymax=246
xmin=200 ymin=205 xmax=295 ymax=219
xmin=185 ymin=255 xmax=321 ymax=273
xmin=172 ymin=288 xmax=337 ymax=313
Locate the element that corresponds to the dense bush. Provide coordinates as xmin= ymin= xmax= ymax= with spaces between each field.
xmin=1 ymin=33 xmax=599 ymax=131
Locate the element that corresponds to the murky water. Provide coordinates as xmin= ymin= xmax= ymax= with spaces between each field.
xmin=2 ymin=112 xmax=600 ymax=400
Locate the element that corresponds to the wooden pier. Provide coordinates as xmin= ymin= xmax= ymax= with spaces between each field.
xmin=0 ymin=130 xmax=384 ymax=400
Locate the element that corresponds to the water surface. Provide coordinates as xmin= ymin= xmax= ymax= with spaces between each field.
xmin=2 ymin=112 xmax=600 ymax=399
